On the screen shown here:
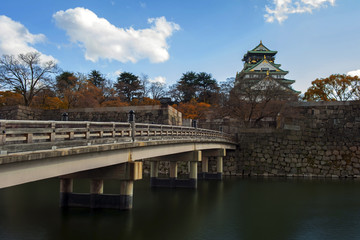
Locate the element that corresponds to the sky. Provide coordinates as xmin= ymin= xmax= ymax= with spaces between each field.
xmin=1 ymin=0 xmax=360 ymax=94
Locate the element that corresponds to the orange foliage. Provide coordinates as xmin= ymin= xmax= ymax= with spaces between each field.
xmin=0 ymin=91 xmax=24 ymax=106
xmin=173 ymin=98 xmax=211 ymax=119
xmin=130 ymin=97 xmax=160 ymax=106
xmin=31 ymin=96 xmax=66 ymax=109
xmin=304 ymin=74 xmax=360 ymax=101
xmin=101 ymin=99 xmax=129 ymax=107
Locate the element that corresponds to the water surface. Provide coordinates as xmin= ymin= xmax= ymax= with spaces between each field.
xmin=1 ymin=177 xmax=360 ymax=240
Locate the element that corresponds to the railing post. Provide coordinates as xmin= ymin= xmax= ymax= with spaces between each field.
xmin=112 ymin=123 xmax=116 ymax=137
xmin=0 ymin=122 xmax=6 ymax=145
xmin=129 ymin=110 xmax=135 ymax=142
xmin=85 ymin=123 xmax=90 ymax=140
xmin=50 ymin=122 xmax=56 ymax=142
xmin=61 ymin=112 xmax=68 ymax=121
xmin=26 ymin=133 xmax=33 ymax=143
xmin=192 ymin=120 xmax=197 ymax=129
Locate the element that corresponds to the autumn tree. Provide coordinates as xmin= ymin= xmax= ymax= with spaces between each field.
xmin=0 ymin=91 xmax=24 ymax=106
xmin=303 ymin=74 xmax=360 ymax=101
xmin=115 ymin=72 xmax=142 ymax=102
xmin=173 ymin=99 xmax=211 ymax=119
xmin=55 ymin=72 xmax=80 ymax=108
xmin=130 ymin=97 xmax=160 ymax=106
xmin=30 ymin=88 xmax=64 ymax=109
xmin=0 ymin=52 xmax=58 ymax=106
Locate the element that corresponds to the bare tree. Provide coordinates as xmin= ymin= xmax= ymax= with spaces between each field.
xmin=149 ymin=82 xmax=166 ymax=100
xmin=225 ymin=79 xmax=299 ymax=127
xmin=0 ymin=52 xmax=58 ymax=106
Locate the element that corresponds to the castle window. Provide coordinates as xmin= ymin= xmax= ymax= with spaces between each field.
xmin=261 ymin=68 xmax=269 ymax=71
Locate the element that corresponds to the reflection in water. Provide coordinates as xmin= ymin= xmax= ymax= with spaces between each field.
xmin=1 ymin=177 xmax=360 ymax=239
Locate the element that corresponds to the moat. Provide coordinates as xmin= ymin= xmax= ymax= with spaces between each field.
xmin=1 ymin=177 xmax=360 ymax=240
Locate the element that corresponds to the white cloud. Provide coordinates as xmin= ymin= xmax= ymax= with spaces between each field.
xmin=149 ymin=76 xmax=166 ymax=84
xmin=114 ymin=69 xmax=123 ymax=76
xmin=53 ymin=7 xmax=180 ymax=63
xmin=265 ymin=0 xmax=336 ymax=23
xmin=0 ymin=15 xmax=56 ymax=63
xmin=347 ymin=69 xmax=360 ymax=77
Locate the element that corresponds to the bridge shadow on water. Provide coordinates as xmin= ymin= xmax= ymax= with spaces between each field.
xmin=1 ymin=177 xmax=360 ymax=239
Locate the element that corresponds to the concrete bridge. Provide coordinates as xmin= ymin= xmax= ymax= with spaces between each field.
xmin=0 ymin=119 xmax=237 ymax=209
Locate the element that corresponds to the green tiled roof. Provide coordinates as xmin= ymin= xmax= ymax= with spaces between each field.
xmin=247 ymin=50 xmax=277 ymax=54
xmin=243 ymin=59 xmax=287 ymax=73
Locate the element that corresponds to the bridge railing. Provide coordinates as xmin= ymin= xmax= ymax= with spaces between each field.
xmin=0 ymin=120 xmax=235 ymax=152
xmin=0 ymin=120 xmax=132 ymax=145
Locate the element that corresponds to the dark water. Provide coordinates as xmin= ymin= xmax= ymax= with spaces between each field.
xmin=1 ymin=177 xmax=360 ymax=240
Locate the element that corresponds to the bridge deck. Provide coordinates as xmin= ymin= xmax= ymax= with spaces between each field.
xmin=0 ymin=120 xmax=237 ymax=188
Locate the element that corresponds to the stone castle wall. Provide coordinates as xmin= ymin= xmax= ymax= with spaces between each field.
xmin=0 ymin=105 xmax=182 ymax=125
xmin=236 ymin=101 xmax=360 ymax=178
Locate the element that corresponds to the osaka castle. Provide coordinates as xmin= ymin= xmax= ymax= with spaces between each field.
xmin=235 ymin=41 xmax=299 ymax=96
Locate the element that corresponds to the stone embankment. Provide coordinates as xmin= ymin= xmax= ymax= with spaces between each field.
xmin=237 ymin=101 xmax=360 ymax=178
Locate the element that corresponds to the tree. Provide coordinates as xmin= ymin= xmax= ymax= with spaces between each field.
xmin=196 ymin=72 xmax=219 ymax=104
xmin=173 ymin=99 xmax=211 ymax=119
xmin=130 ymin=97 xmax=160 ymax=106
xmin=88 ymin=70 xmax=106 ymax=88
xmin=0 ymin=91 xmax=24 ymax=106
xmin=115 ymin=72 xmax=142 ymax=102
xmin=139 ymin=74 xmax=150 ymax=98
xmin=170 ymin=71 xmax=219 ymax=103
xmin=149 ymin=82 xmax=166 ymax=100
xmin=55 ymin=72 xmax=80 ymax=108
xmin=0 ymin=52 xmax=58 ymax=106
xmin=30 ymin=88 xmax=65 ymax=109
xmin=224 ymin=79 xmax=298 ymax=127
xmin=219 ymin=77 xmax=235 ymax=106
xmin=303 ymin=74 xmax=360 ymax=101
xmin=176 ymin=71 xmax=198 ymax=102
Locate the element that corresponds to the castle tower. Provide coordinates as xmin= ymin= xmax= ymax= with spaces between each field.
xmin=235 ymin=41 xmax=299 ymax=95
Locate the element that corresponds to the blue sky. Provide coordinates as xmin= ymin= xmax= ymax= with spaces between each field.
xmin=1 ymin=0 xmax=360 ymax=94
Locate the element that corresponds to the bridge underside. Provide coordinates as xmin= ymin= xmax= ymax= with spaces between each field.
xmin=0 ymin=140 xmax=236 ymax=189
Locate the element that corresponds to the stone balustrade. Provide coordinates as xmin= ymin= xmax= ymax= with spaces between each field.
xmin=0 ymin=120 xmax=235 ymax=154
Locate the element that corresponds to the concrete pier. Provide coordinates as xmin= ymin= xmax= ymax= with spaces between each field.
xmin=59 ymin=162 xmax=142 ymax=210
xmin=150 ymin=151 xmax=201 ymax=189
xmin=59 ymin=178 xmax=73 ymax=208
xmin=198 ymin=149 xmax=225 ymax=180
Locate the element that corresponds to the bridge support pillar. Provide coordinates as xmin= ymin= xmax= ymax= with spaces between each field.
xmin=169 ymin=161 xmax=178 ymax=181
xmin=149 ymin=151 xmax=200 ymax=189
xmin=60 ymin=178 xmax=73 ymax=208
xmin=90 ymin=179 xmax=104 ymax=208
xmin=150 ymin=161 xmax=159 ymax=187
xmin=189 ymin=161 xmax=198 ymax=189
xmin=59 ymin=162 xmax=141 ymax=210
xmin=216 ymin=156 xmax=223 ymax=180
xmin=198 ymin=149 xmax=225 ymax=180
xmin=120 ymin=180 xmax=134 ymax=210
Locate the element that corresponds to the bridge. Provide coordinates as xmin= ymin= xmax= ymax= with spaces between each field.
xmin=0 ymin=119 xmax=237 ymax=209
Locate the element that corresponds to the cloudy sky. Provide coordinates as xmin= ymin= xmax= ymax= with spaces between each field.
xmin=1 ymin=0 xmax=359 ymax=93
